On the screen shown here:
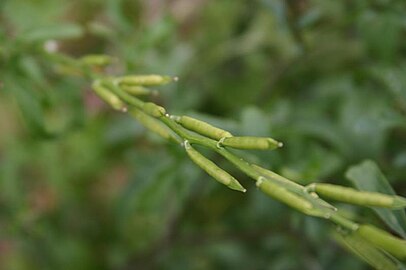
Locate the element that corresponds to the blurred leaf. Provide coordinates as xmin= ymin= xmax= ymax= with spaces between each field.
xmin=358 ymin=10 xmax=402 ymax=62
xmin=20 ymin=23 xmax=84 ymax=43
xmin=7 ymin=79 xmax=54 ymax=138
xmin=334 ymin=230 xmax=401 ymax=270
xmin=346 ymin=160 xmax=406 ymax=238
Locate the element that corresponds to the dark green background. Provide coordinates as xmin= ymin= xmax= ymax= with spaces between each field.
xmin=0 ymin=0 xmax=405 ymax=269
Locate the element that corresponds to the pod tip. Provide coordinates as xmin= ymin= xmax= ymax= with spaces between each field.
xmin=227 ymin=179 xmax=247 ymax=193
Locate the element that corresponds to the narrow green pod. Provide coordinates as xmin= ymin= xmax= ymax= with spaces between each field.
xmin=120 ymin=85 xmax=154 ymax=96
xmin=176 ymin=116 xmax=232 ymax=140
xmin=252 ymin=164 xmax=305 ymax=193
xmin=118 ymin=75 xmax=176 ymax=86
xmin=220 ymin=136 xmax=282 ymax=150
xmin=142 ymin=102 xmax=166 ymax=117
xmin=330 ymin=214 xmax=359 ymax=231
xmin=334 ymin=231 xmax=399 ymax=270
xmin=130 ymin=109 xmax=178 ymax=142
xmin=252 ymin=165 xmax=338 ymax=213
xmin=92 ymin=80 xmax=126 ymax=111
xmin=358 ymin=225 xmax=406 ymax=260
xmin=311 ymin=183 xmax=406 ymax=209
xmin=80 ymin=54 xmax=113 ymax=66
xmin=184 ymin=141 xmax=246 ymax=192
xmin=256 ymin=177 xmax=320 ymax=216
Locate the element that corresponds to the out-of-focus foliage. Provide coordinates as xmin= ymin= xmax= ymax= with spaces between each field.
xmin=0 ymin=0 xmax=405 ymax=269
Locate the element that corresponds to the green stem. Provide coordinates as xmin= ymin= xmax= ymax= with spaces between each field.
xmin=49 ymin=56 xmax=365 ymax=234
xmin=99 ymin=77 xmax=348 ymax=221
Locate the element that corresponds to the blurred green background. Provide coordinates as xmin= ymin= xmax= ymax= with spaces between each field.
xmin=1 ymin=0 xmax=406 ymax=269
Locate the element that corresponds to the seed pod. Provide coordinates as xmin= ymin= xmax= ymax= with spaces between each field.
xmin=184 ymin=141 xmax=246 ymax=192
xmin=118 ymin=75 xmax=176 ymax=86
xmin=330 ymin=213 xmax=359 ymax=231
xmin=358 ymin=225 xmax=406 ymax=260
xmin=256 ymin=177 xmax=319 ymax=216
xmin=335 ymin=231 xmax=399 ymax=270
xmin=176 ymin=116 xmax=232 ymax=140
xmin=92 ymin=80 xmax=126 ymax=111
xmin=121 ymin=85 xmax=156 ymax=96
xmin=253 ymin=167 xmax=340 ymax=213
xmin=219 ymin=136 xmax=282 ymax=150
xmin=80 ymin=54 xmax=113 ymax=67
xmin=142 ymin=102 xmax=166 ymax=117
xmin=130 ymin=109 xmax=178 ymax=142
xmin=252 ymin=164 xmax=305 ymax=193
xmin=311 ymin=183 xmax=406 ymax=209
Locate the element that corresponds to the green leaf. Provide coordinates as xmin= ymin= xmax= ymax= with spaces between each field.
xmin=346 ymin=160 xmax=406 ymax=238
xmin=334 ymin=231 xmax=401 ymax=270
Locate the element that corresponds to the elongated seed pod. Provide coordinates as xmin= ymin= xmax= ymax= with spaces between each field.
xmin=129 ymin=109 xmax=178 ymax=142
xmin=310 ymin=183 xmax=406 ymax=209
xmin=118 ymin=75 xmax=176 ymax=86
xmin=92 ymin=80 xmax=126 ymax=111
xmin=334 ymin=231 xmax=398 ymax=270
xmin=142 ymin=102 xmax=166 ymax=117
xmin=184 ymin=141 xmax=246 ymax=192
xmin=253 ymin=164 xmax=338 ymax=212
xmin=256 ymin=177 xmax=321 ymax=216
xmin=358 ymin=225 xmax=406 ymax=260
xmin=176 ymin=116 xmax=232 ymax=140
xmin=251 ymin=165 xmax=305 ymax=193
xmin=330 ymin=214 xmax=360 ymax=231
xmin=220 ymin=136 xmax=282 ymax=150
xmin=80 ymin=54 xmax=113 ymax=66
xmin=121 ymin=85 xmax=155 ymax=96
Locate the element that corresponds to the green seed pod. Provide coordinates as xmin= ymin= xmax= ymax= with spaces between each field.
xmin=92 ymin=80 xmax=126 ymax=111
xmin=256 ymin=177 xmax=318 ymax=215
xmin=120 ymin=85 xmax=155 ymax=96
xmin=80 ymin=54 xmax=113 ymax=67
xmin=358 ymin=225 xmax=406 ymax=260
xmin=176 ymin=116 xmax=232 ymax=140
xmin=252 ymin=164 xmax=304 ymax=193
xmin=330 ymin=214 xmax=359 ymax=231
xmin=130 ymin=109 xmax=178 ymax=142
xmin=220 ymin=136 xmax=282 ymax=150
xmin=142 ymin=102 xmax=166 ymax=117
xmin=335 ymin=231 xmax=399 ymax=270
xmin=310 ymin=183 xmax=406 ymax=209
xmin=184 ymin=141 xmax=246 ymax=192
xmin=118 ymin=75 xmax=176 ymax=86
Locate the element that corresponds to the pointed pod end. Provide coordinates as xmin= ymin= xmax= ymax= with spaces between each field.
xmin=161 ymin=76 xmax=178 ymax=84
xmin=227 ymin=179 xmax=247 ymax=193
xmin=266 ymin=138 xmax=283 ymax=150
xmin=142 ymin=102 xmax=166 ymax=117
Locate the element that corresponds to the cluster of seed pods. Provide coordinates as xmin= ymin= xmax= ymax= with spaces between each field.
xmin=90 ymin=71 xmax=406 ymax=264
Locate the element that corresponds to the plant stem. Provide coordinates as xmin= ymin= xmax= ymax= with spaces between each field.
xmin=96 ymin=78 xmax=360 ymax=231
